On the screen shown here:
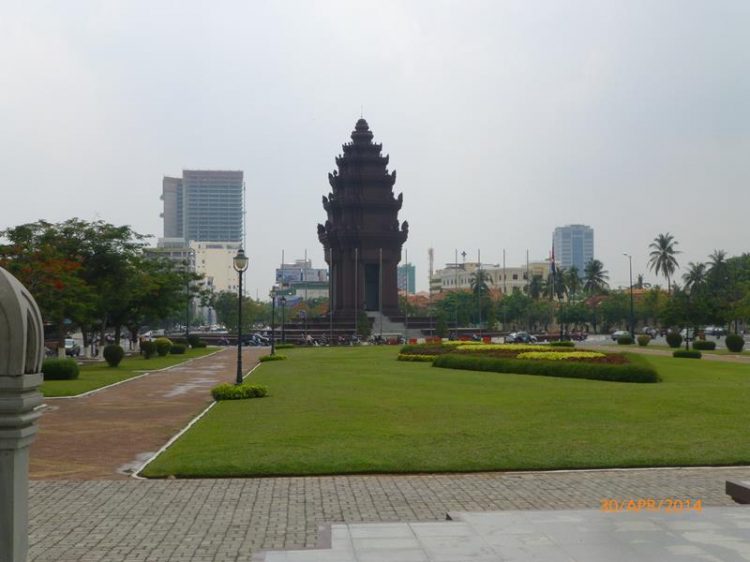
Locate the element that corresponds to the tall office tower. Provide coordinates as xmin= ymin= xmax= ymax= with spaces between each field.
xmin=553 ymin=224 xmax=594 ymax=273
xmin=161 ymin=170 xmax=245 ymax=244
xmin=397 ymin=263 xmax=416 ymax=294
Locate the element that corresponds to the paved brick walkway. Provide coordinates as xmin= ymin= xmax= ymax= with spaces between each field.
xmin=31 ymin=347 xmax=265 ymax=479
xmin=28 ymin=467 xmax=750 ymax=561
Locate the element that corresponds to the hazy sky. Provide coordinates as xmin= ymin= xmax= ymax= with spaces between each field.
xmin=1 ymin=0 xmax=749 ymax=297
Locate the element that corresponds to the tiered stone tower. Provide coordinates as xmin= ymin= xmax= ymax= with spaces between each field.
xmin=318 ymin=119 xmax=408 ymax=319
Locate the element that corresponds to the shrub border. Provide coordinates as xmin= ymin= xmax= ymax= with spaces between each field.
xmin=432 ymin=352 xmax=660 ymax=383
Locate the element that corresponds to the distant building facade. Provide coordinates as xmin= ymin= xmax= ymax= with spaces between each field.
xmin=430 ymin=261 xmax=550 ymax=295
xmin=191 ymin=241 xmax=242 ymax=294
xmin=397 ymin=263 xmax=416 ymax=294
xmin=553 ymin=224 xmax=594 ymax=273
xmin=275 ymin=259 xmax=329 ymax=301
xmin=161 ymin=170 xmax=245 ymax=244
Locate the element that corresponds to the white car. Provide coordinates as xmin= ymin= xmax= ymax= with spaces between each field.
xmin=611 ymin=330 xmax=630 ymax=341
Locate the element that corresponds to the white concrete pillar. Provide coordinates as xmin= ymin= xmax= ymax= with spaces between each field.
xmin=0 ymin=267 xmax=44 ymax=562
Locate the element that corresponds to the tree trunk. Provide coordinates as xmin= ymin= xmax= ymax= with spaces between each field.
xmin=114 ymin=325 xmax=122 ymax=346
xmin=99 ymin=313 xmax=108 ymax=358
xmin=82 ymin=326 xmax=91 ymax=359
xmin=57 ymin=319 xmax=66 ymax=358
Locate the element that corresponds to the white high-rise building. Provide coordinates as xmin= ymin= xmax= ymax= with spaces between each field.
xmin=553 ymin=224 xmax=594 ymax=273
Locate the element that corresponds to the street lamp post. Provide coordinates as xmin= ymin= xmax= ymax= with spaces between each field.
xmin=624 ymin=253 xmax=635 ymax=339
xmin=183 ymin=259 xmax=191 ymax=342
xmin=280 ymin=296 xmax=287 ymax=344
xmin=270 ymin=287 xmax=277 ymax=356
xmin=232 ymin=249 xmax=249 ymax=385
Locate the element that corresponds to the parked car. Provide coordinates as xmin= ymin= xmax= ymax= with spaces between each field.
xmin=679 ymin=328 xmax=696 ymax=340
xmin=641 ymin=326 xmax=656 ymax=337
xmin=507 ymin=332 xmax=538 ymax=344
xmin=705 ymin=326 xmax=727 ymax=336
xmin=64 ymin=338 xmax=81 ymax=357
xmin=611 ymin=330 xmax=630 ymax=341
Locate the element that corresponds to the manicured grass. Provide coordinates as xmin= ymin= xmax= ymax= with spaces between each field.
xmin=143 ymin=346 xmax=750 ymax=478
xmin=41 ymin=348 xmax=216 ymax=397
xmin=645 ymin=344 xmax=749 ymax=356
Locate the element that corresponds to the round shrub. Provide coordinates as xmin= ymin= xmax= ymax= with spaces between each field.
xmin=637 ymin=335 xmax=651 ymax=347
xmin=726 ymin=334 xmax=745 ymax=353
xmin=170 ymin=343 xmax=187 ymax=355
xmin=211 ymin=383 xmax=268 ymax=401
xmin=673 ymin=349 xmax=702 ymax=359
xmin=192 ymin=340 xmax=208 ymax=348
xmin=187 ymin=334 xmax=201 ymax=348
xmin=155 ymin=337 xmax=172 ymax=357
xmin=692 ymin=340 xmax=716 ymax=351
xmin=549 ymin=341 xmax=575 ymax=348
xmin=103 ymin=344 xmax=124 ymax=367
xmin=260 ymin=354 xmax=287 ymax=362
xmin=42 ymin=359 xmax=80 ymax=380
xmin=617 ymin=335 xmax=634 ymax=345
xmin=666 ymin=332 xmax=683 ymax=348
xmin=141 ymin=341 xmax=157 ymax=359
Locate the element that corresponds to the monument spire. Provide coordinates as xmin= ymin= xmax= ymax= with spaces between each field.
xmin=318 ymin=120 xmax=407 ymax=319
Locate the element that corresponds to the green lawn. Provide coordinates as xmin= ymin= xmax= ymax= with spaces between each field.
xmin=42 ymin=348 xmax=216 ymax=397
xmin=641 ymin=344 xmax=749 ymax=356
xmin=142 ymin=346 xmax=750 ymax=478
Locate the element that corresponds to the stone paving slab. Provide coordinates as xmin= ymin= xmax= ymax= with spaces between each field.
xmin=28 ymin=467 xmax=750 ymax=561
xmin=30 ymin=347 xmax=265 ymax=479
xmin=256 ymin=507 xmax=750 ymax=562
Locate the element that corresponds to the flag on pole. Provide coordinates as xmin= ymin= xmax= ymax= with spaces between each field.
xmin=550 ymin=245 xmax=556 ymax=275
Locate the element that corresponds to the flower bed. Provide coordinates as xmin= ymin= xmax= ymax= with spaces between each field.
xmin=517 ymin=351 xmax=605 ymax=361
xmin=397 ymin=354 xmax=435 ymax=362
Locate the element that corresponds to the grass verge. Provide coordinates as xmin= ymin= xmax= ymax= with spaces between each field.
xmin=41 ymin=347 xmax=216 ymax=397
xmin=142 ymin=346 xmax=750 ymax=477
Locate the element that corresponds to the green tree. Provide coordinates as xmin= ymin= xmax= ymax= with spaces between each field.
xmin=648 ymin=233 xmax=680 ymax=295
xmin=434 ymin=311 xmax=449 ymax=338
xmin=564 ymin=266 xmax=582 ymax=297
xmin=357 ymin=310 xmax=372 ymax=338
xmin=583 ymin=259 xmax=609 ymax=295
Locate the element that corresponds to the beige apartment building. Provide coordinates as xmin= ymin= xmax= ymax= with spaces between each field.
xmin=430 ymin=260 xmax=550 ymax=295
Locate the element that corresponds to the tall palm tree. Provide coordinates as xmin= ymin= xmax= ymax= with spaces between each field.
xmin=648 ymin=233 xmax=680 ymax=294
xmin=634 ymin=274 xmax=651 ymax=289
xmin=583 ymin=259 xmax=609 ymax=294
xmin=470 ymin=269 xmax=492 ymax=297
xmin=564 ymin=266 xmax=582 ymax=296
xmin=525 ymin=275 xmax=543 ymax=300
xmin=708 ymin=249 xmax=728 ymax=289
xmin=682 ymin=262 xmax=707 ymax=291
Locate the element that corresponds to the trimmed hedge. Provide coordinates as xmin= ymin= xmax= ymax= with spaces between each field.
xmin=211 ymin=383 xmax=268 ymax=401
xmin=141 ymin=341 xmax=157 ymax=359
xmin=692 ymin=340 xmax=716 ymax=351
xmin=276 ymin=343 xmax=296 ymax=349
xmin=432 ymin=353 xmax=660 ymax=383
xmin=192 ymin=340 xmax=208 ymax=349
xmin=726 ymin=334 xmax=745 ymax=353
xmin=666 ymin=332 xmax=683 ymax=348
xmin=617 ymin=335 xmax=634 ymax=345
xmin=42 ymin=359 xmax=80 ymax=380
xmin=187 ymin=334 xmax=201 ymax=348
xmin=103 ymin=344 xmax=124 ymax=367
xmin=549 ymin=341 xmax=575 ymax=348
xmin=260 ymin=354 xmax=287 ymax=362
xmin=673 ymin=349 xmax=702 ymax=359
xmin=155 ymin=337 xmax=172 ymax=357
xmin=637 ymin=335 xmax=651 ymax=347
xmin=171 ymin=343 xmax=187 ymax=355
xmin=172 ymin=337 xmax=188 ymax=345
